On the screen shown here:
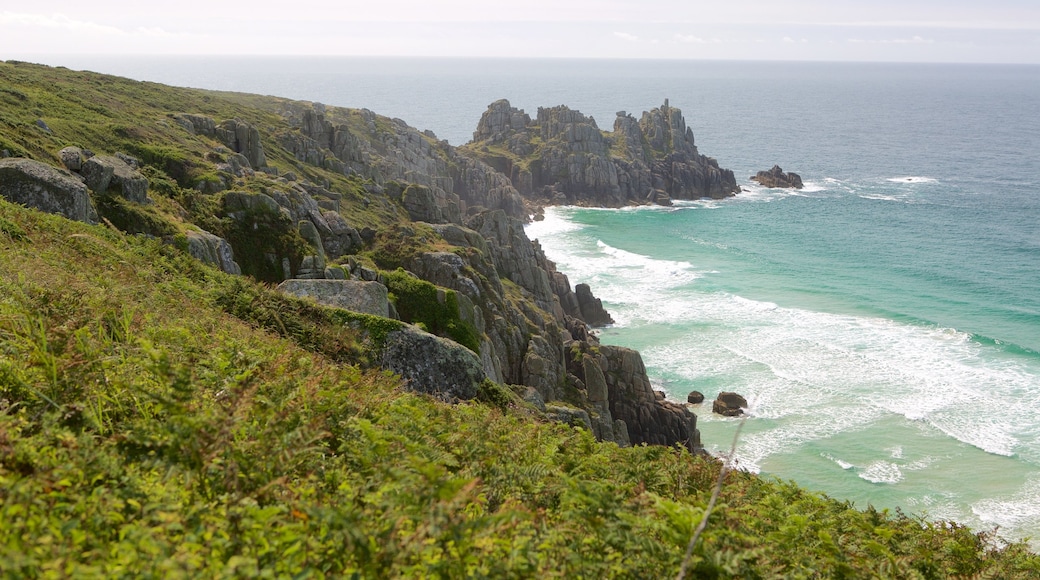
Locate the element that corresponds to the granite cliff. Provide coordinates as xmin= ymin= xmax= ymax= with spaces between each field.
xmin=0 ymin=62 xmax=705 ymax=452
xmin=465 ymin=98 xmax=739 ymax=207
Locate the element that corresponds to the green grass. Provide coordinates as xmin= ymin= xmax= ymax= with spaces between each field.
xmin=2 ymin=61 xmax=1040 ymax=577
xmin=4 ymin=201 xmax=1037 ymax=577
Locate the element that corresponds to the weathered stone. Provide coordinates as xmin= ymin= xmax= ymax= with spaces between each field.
xmin=687 ymin=391 xmax=705 ymax=404
xmin=0 ymin=158 xmax=96 ymax=223
xmin=185 ymin=230 xmax=242 ymax=275
xmin=276 ymin=279 xmax=390 ymax=317
xmin=545 ymin=405 xmax=593 ymax=431
xmin=216 ymin=119 xmax=266 ymax=169
xmin=381 ymin=325 xmax=486 ymax=402
xmin=713 ymin=392 xmax=748 ymax=417
xmin=174 ymin=114 xmax=217 ymax=136
xmin=576 ymin=283 xmax=614 ymax=327
xmin=469 ymin=99 xmax=739 ymax=206
xmin=81 ymin=155 xmax=149 ymax=203
xmin=295 ymin=220 xmax=327 ymax=279
xmin=59 ymin=147 xmax=84 ymax=172
xmin=751 ymin=165 xmax=804 ymax=189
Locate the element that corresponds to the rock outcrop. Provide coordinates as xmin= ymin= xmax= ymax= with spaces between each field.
xmin=713 ymin=392 xmax=748 ymax=417
xmin=185 ymin=230 xmax=242 ymax=275
xmin=276 ymin=279 xmax=391 ymax=317
xmin=381 ymin=325 xmax=487 ymax=402
xmin=81 ymin=155 xmax=150 ymax=204
xmin=751 ymin=165 xmax=803 ymax=189
xmin=467 ymin=99 xmax=739 ymax=206
xmin=0 ymin=158 xmax=97 ymax=223
xmin=216 ymin=119 xmax=266 ymax=169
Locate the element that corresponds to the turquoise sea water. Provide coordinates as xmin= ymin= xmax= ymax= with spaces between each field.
xmin=36 ymin=56 xmax=1040 ymax=546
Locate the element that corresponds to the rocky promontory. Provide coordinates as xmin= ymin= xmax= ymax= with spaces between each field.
xmin=466 ymin=99 xmax=739 ymax=207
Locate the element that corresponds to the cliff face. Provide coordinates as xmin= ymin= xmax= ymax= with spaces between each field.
xmin=0 ymin=61 xmax=701 ymax=452
xmin=467 ymin=99 xmax=739 ymax=206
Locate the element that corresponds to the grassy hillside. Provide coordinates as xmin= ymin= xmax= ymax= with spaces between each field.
xmin=2 ymin=60 xmax=1039 ymax=577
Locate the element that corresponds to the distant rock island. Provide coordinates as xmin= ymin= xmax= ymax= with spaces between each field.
xmin=751 ymin=165 xmax=804 ymax=189
xmin=465 ymin=99 xmax=739 ymax=208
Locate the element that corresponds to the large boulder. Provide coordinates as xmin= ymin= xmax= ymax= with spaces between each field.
xmin=185 ymin=230 xmax=242 ymax=275
xmin=750 ymin=165 xmax=804 ymax=189
xmin=276 ymin=279 xmax=390 ymax=318
xmin=381 ymin=325 xmax=486 ymax=402
xmin=713 ymin=392 xmax=748 ymax=417
xmin=0 ymin=158 xmax=97 ymax=223
xmin=81 ymin=155 xmax=149 ymax=203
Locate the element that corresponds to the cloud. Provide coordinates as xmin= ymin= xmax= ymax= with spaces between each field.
xmin=847 ymin=35 xmax=935 ymax=44
xmin=0 ymin=11 xmax=124 ymax=34
xmin=0 ymin=11 xmax=178 ymax=38
xmin=613 ymin=31 xmax=639 ymax=42
xmin=674 ymin=33 xmax=706 ymax=44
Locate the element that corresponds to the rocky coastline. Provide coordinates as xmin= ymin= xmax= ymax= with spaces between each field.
xmin=0 ymin=63 xmax=742 ymax=453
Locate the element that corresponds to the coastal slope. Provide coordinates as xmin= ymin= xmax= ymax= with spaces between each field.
xmin=1 ymin=60 xmax=1038 ymax=577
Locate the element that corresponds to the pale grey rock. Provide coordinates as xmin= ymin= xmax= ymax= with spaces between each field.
xmin=295 ymin=220 xmax=327 ymax=279
xmin=216 ymin=119 xmax=266 ymax=169
xmin=81 ymin=155 xmax=149 ymax=204
xmin=276 ymin=279 xmax=390 ymax=317
xmin=381 ymin=325 xmax=486 ymax=402
xmin=185 ymin=230 xmax=242 ymax=275
xmin=174 ymin=114 xmax=217 ymax=137
xmin=0 ymin=158 xmax=97 ymax=223
xmin=59 ymin=147 xmax=84 ymax=172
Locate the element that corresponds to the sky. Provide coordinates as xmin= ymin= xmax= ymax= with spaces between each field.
xmin=2 ymin=1 xmax=1040 ymax=64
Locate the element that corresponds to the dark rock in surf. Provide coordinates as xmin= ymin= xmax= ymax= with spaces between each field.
xmin=713 ymin=391 xmax=748 ymax=416
xmin=750 ymin=165 xmax=803 ymax=189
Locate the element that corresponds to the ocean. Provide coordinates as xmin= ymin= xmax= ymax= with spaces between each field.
xmin=33 ymin=56 xmax=1040 ymax=546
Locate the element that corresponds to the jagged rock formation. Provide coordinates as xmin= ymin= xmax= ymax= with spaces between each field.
xmin=0 ymin=158 xmax=97 ymax=223
xmin=751 ymin=165 xmax=804 ymax=189
xmin=273 ymin=102 xmax=527 ymax=221
xmin=8 ymin=78 xmax=711 ymax=452
xmin=467 ymin=99 xmax=739 ymax=206
xmin=186 ymin=230 xmax=242 ymax=275
xmin=216 ymin=119 xmax=267 ymax=170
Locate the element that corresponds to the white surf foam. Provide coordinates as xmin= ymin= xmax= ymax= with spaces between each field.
xmin=972 ymin=477 xmax=1040 ymax=545
xmin=887 ymin=176 xmax=938 ymax=184
xmin=859 ymin=193 xmax=905 ymax=202
xmin=859 ymin=461 xmax=904 ymax=484
xmin=531 ymin=207 xmax=1040 ymax=468
xmin=822 ymin=453 xmax=855 ymax=470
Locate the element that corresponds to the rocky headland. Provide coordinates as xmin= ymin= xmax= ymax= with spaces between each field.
xmin=465 ymin=99 xmax=739 ymax=208
xmin=0 ymin=63 xmax=721 ymax=453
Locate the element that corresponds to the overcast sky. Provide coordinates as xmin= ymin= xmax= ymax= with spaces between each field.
xmin=3 ymin=1 xmax=1039 ymax=63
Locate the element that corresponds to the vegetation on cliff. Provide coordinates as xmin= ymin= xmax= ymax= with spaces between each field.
xmin=1 ymin=60 xmax=1038 ymax=577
